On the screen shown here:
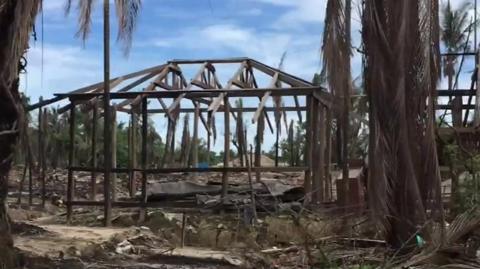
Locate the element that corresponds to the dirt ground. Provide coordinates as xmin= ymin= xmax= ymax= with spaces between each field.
xmin=6 ymin=167 xmax=387 ymax=268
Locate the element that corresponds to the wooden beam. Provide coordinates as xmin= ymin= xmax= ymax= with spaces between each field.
xmin=252 ymin=72 xmax=279 ymax=123
xmin=168 ymin=63 xmax=208 ymax=114
xmin=58 ymin=87 xmax=319 ymax=100
xmin=69 ymin=166 xmax=309 ymax=173
xmin=168 ymin=57 xmax=248 ymax=65
xmin=114 ymin=64 xmax=173 ymax=109
xmin=249 ymin=59 xmax=314 ymax=88
xmin=146 ymin=106 xmax=307 ymax=114
xmin=208 ymin=61 xmax=247 ymax=113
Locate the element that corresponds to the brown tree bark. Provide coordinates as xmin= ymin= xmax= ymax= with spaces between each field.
xmin=0 ymin=1 xmax=41 ymax=267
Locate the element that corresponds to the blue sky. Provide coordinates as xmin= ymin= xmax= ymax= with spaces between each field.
xmin=22 ymin=0 xmax=345 ymax=153
xmin=21 ymin=0 xmax=477 ymax=154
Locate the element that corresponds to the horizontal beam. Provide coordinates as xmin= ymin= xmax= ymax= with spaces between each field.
xmin=58 ymin=87 xmax=322 ymax=100
xmin=69 ymin=166 xmax=308 ymax=173
xmin=437 ymin=90 xmax=475 ymax=96
xmin=436 ymin=104 xmax=475 ymax=109
xmin=145 ymin=106 xmax=307 ymax=114
xmin=168 ymin=57 xmax=249 ymax=64
xmin=440 ymin=52 xmax=476 ymax=57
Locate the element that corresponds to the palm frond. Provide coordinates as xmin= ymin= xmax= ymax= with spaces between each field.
xmin=114 ymin=0 xmax=142 ymax=55
xmin=75 ymin=0 xmax=95 ymax=42
xmin=363 ymin=0 xmax=443 ymax=247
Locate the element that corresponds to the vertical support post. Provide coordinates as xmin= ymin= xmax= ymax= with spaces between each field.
xmin=28 ymin=143 xmax=33 ymax=207
xmin=41 ymin=107 xmax=47 ymax=207
xmin=140 ymin=97 xmax=148 ymax=222
xmin=111 ymin=109 xmax=117 ymax=201
xmin=130 ymin=111 xmax=138 ymax=197
xmin=128 ymin=113 xmax=132 ymax=196
xmin=325 ymin=107 xmax=333 ymax=201
xmin=192 ymin=103 xmax=199 ymax=169
xmin=318 ymin=104 xmax=326 ymax=203
xmin=311 ymin=97 xmax=319 ymax=204
xmin=103 ymin=0 xmax=112 ymax=227
xmin=275 ymin=122 xmax=279 ymax=167
xmin=90 ymin=101 xmax=98 ymax=201
xmin=37 ymin=100 xmax=43 ymax=206
xmin=304 ymin=95 xmax=312 ymax=202
xmin=67 ymin=102 xmax=76 ymax=224
xmin=221 ymin=95 xmax=230 ymax=199
xmin=255 ymin=113 xmax=263 ymax=182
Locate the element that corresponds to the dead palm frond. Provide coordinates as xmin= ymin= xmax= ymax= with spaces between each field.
xmin=114 ymin=0 xmax=141 ymax=55
xmin=395 ymin=208 xmax=480 ymax=268
xmin=363 ymin=0 xmax=443 ymax=248
xmin=65 ymin=0 xmax=142 ymax=55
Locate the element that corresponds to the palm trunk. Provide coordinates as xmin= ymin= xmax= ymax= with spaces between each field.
xmin=0 ymin=1 xmax=41 ymax=266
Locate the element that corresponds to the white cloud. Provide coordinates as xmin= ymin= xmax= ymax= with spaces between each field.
xmin=20 ymin=44 xmax=101 ymax=101
xmin=146 ymin=23 xmax=320 ymax=79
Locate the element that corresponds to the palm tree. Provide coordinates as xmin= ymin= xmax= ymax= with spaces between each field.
xmin=0 ymin=0 xmax=141 ymax=265
xmin=362 ymin=0 xmax=444 ymax=248
xmin=441 ymin=1 xmax=472 ymax=93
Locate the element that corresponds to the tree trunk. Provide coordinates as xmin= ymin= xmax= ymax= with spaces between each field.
xmin=0 ymin=1 xmax=40 ymax=266
xmin=363 ymin=0 xmax=443 ymax=248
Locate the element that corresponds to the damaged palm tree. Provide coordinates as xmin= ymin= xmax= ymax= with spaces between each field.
xmin=322 ymin=0 xmax=352 ymax=200
xmin=363 ymin=0 xmax=444 ymax=248
xmin=0 ymin=2 xmax=42 ymax=266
